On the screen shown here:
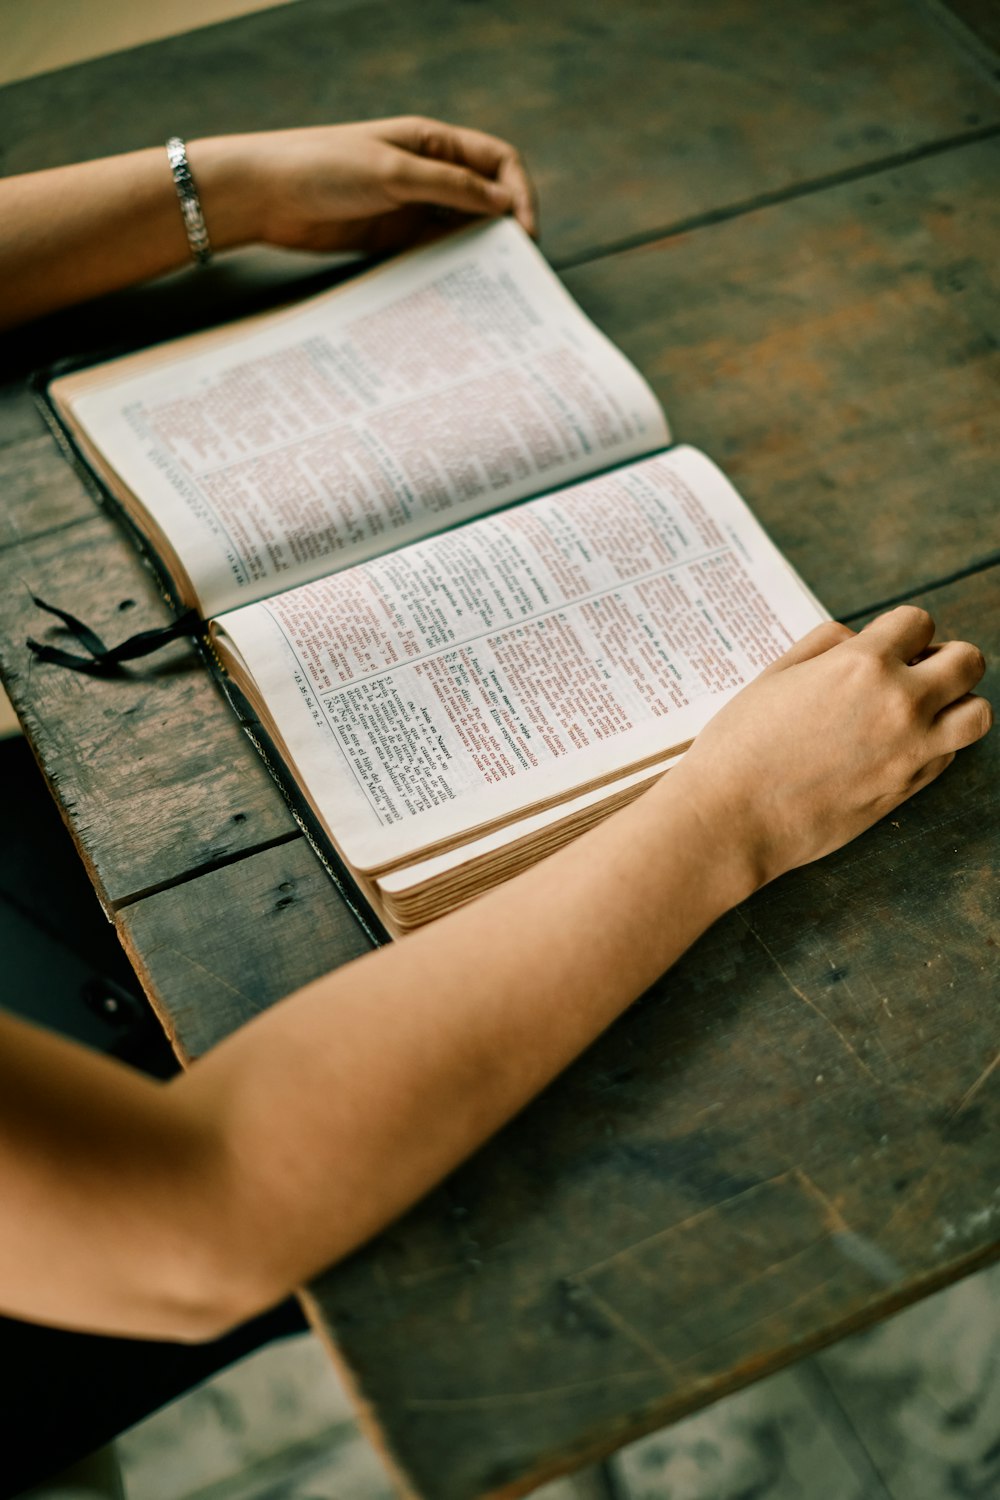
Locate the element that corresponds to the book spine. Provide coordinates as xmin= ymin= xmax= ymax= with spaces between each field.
xmin=204 ymin=648 xmax=390 ymax=950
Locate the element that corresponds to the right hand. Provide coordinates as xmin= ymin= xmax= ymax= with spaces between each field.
xmin=674 ymin=605 xmax=992 ymax=891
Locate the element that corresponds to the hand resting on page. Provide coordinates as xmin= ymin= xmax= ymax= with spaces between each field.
xmin=673 ymin=605 xmax=992 ymax=893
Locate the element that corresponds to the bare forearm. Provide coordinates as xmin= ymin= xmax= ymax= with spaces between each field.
xmin=0 ymin=768 xmax=746 ymax=1339
xmin=176 ymin=766 xmax=750 ymax=1317
xmin=187 ymin=591 xmax=995 ymax=1315
xmin=0 ymin=1011 xmax=223 ymax=1337
xmin=0 ymin=141 xmax=256 ymax=331
xmin=0 ymin=118 xmax=536 ymax=332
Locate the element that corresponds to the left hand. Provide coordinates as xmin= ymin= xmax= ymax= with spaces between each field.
xmin=198 ymin=117 xmax=537 ymax=255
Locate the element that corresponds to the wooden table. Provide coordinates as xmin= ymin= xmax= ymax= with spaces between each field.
xmin=1 ymin=3 xmax=998 ymax=1496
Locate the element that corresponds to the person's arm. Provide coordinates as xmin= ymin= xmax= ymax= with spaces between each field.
xmin=0 ymin=117 xmax=537 ymax=332
xmin=0 ymin=608 xmax=990 ymax=1341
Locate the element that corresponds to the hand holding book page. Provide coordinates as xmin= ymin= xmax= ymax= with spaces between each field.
xmin=0 ymin=117 xmax=536 ymax=330
xmin=54 ymin=218 xmax=668 ymax=617
xmin=240 ymin=116 xmax=537 ymax=251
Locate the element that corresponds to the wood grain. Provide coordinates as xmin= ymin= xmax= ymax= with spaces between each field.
xmin=0 ymin=381 xmax=50 ymax=450
xmin=0 ymin=434 xmax=97 ymax=551
xmin=3 ymin=2 xmax=998 ymax=1492
xmin=566 ymin=136 xmax=1000 ymax=620
xmin=113 ymin=564 xmax=1000 ymax=1498
xmin=118 ymin=839 xmax=373 ymax=1062
xmin=0 ymin=0 xmax=995 ymax=268
xmin=0 ymin=515 xmax=297 ymax=910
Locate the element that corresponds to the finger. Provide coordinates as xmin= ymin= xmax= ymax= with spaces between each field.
xmin=385 ymin=148 xmax=513 ymax=218
xmin=388 ymin=116 xmax=518 ymax=178
xmin=911 ymin=639 xmax=987 ymax=713
xmin=932 ymin=692 xmax=994 ymax=752
xmin=387 ymin=118 xmax=537 ymax=235
xmin=430 ymin=123 xmax=536 ymax=234
xmin=760 ymin=619 xmax=854 ymax=675
xmin=494 ymin=149 xmax=538 ymax=237
xmin=857 ymin=603 xmax=936 ymax=663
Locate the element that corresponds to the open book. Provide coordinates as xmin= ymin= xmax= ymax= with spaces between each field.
xmin=49 ymin=218 xmax=826 ymax=937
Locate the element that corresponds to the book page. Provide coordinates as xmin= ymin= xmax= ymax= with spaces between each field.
xmin=214 ymin=447 xmax=827 ymax=872
xmin=55 ymin=218 xmax=668 ymax=616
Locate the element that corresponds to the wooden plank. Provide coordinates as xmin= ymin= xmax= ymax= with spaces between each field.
xmin=118 ymin=840 xmax=374 ymax=1061
xmin=0 ymin=434 xmax=97 ymax=551
xmin=0 ymin=381 xmax=49 ymax=449
xmin=0 ymin=515 xmax=298 ymax=909
xmin=114 ymin=565 xmax=1000 ymax=1498
xmin=0 ymin=0 xmax=995 ymax=272
xmin=566 ymin=137 xmax=1000 ymax=619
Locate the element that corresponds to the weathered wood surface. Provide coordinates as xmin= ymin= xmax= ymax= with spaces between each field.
xmin=0 ymin=0 xmax=996 ymax=271
xmin=2 ymin=0 xmax=999 ymax=1494
xmin=0 ymin=422 xmax=99 ymax=550
xmin=0 ymin=516 xmax=298 ymax=910
xmin=118 ymin=840 xmax=374 ymax=1061
xmin=567 ymin=136 xmax=1000 ymax=620
xmin=0 ymin=382 xmax=95 ymax=553
xmin=113 ymin=565 xmax=1000 ymax=1498
xmin=0 ymin=382 xmax=52 ymax=451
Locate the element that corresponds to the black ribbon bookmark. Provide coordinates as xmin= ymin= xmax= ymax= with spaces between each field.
xmin=26 ymin=596 xmax=201 ymax=674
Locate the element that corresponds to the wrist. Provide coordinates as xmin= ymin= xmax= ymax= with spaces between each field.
xmin=185 ymin=136 xmax=264 ymax=252
xmin=652 ymin=759 xmax=767 ymax=910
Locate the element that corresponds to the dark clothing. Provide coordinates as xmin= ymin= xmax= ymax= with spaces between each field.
xmin=0 ymin=736 xmax=309 ymax=1496
xmin=1 ymin=1298 xmax=308 ymax=1497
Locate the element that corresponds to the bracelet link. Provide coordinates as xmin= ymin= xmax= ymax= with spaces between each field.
xmin=165 ymin=137 xmax=212 ymax=266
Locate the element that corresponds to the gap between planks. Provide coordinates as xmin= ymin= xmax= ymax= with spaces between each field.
xmin=554 ymin=122 xmax=1000 ymax=272
xmin=107 ymin=828 xmax=301 ymax=912
xmin=840 ymin=553 xmax=1000 ymax=623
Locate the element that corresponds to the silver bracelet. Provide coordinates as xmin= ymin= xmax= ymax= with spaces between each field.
xmin=165 ymin=136 xmax=212 ymax=265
